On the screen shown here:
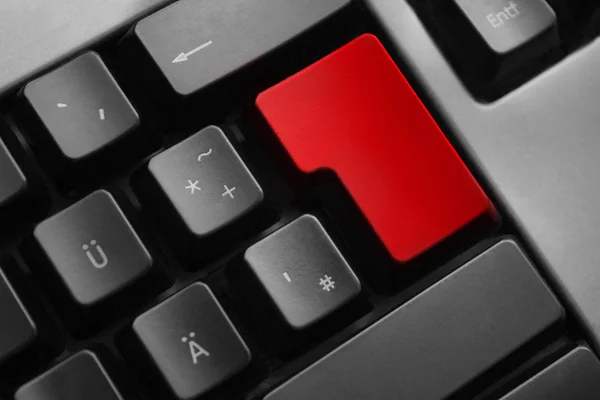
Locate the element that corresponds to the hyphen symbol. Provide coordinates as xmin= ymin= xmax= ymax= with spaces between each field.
xmin=319 ymin=275 xmax=335 ymax=292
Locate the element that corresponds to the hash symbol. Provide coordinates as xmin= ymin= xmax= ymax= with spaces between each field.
xmin=319 ymin=275 xmax=335 ymax=292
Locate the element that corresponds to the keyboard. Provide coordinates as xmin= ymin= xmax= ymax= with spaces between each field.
xmin=2 ymin=0 xmax=600 ymax=399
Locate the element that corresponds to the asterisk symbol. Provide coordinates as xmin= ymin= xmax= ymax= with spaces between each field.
xmin=185 ymin=180 xmax=201 ymax=194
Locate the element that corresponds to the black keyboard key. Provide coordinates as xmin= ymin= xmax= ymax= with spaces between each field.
xmin=500 ymin=347 xmax=600 ymax=400
xmin=0 ymin=120 xmax=49 ymax=237
xmin=147 ymin=125 xmax=263 ymax=237
xmin=245 ymin=215 xmax=361 ymax=330
xmin=0 ymin=138 xmax=27 ymax=209
xmin=453 ymin=0 xmax=558 ymax=74
xmin=265 ymin=240 xmax=563 ymax=400
xmin=130 ymin=0 xmax=351 ymax=96
xmin=15 ymin=350 xmax=123 ymax=400
xmin=22 ymin=52 xmax=139 ymax=180
xmin=33 ymin=190 xmax=152 ymax=307
xmin=0 ymin=268 xmax=36 ymax=365
xmin=132 ymin=283 xmax=251 ymax=399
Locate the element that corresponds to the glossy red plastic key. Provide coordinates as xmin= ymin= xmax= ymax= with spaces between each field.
xmin=257 ymin=34 xmax=495 ymax=262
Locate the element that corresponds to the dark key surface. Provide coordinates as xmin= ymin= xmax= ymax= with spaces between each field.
xmin=34 ymin=190 xmax=152 ymax=307
xmin=148 ymin=125 xmax=263 ymax=237
xmin=133 ymin=283 xmax=251 ymax=399
xmin=23 ymin=52 xmax=139 ymax=161
xmin=245 ymin=215 xmax=361 ymax=329
xmin=454 ymin=0 xmax=557 ymax=55
xmin=133 ymin=0 xmax=351 ymax=95
xmin=265 ymin=240 xmax=563 ymax=400
xmin=0 ymin=0 xmax=172 ymax=95
xmin=15 ymin=350 xmax=123 ymax=400
xmin=500 ymin=347 xmax=600 ymax=400
xmin=0 ymin=268 xmax=36 ymax=365
xmin=0 ymin=138 xmax=26 ymax=207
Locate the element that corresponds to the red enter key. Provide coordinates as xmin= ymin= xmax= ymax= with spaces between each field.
xmin=256 ymin=34 xmax=495 ymax=262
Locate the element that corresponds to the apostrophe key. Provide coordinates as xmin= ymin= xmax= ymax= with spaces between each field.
xmin=265 ymin=240 xmax=564 ymax=400
xmin=257 ymin=34 xmax=496 ymax=264
xmin=126 ymin=0 xmax=351 ymax=97
xmin=21 ymin=52 xmax=142 ymax=187
xmin=0 ymin=268 xmax=37 ymax=367
xmin=141 ymin=125 xmax=263 ymax=265
xmin=245 ymin=215 xmax=361 ymax=330
xmin=15 ymin=350 xmax=124 ymax=400
xmin=130 ymin=283 xmax=251 ymax=400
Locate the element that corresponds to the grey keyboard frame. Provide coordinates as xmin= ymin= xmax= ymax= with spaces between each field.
xmin=367 ymin=0 xmax=600 ymax=353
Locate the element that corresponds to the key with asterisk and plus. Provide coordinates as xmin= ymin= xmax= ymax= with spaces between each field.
xmin=245 ymin=215 xmax=362 ymax=330
xmin=137 ymin=126 xmax=264 ymax=268
xmin=146 ymin=126 xmax=262 ymax=238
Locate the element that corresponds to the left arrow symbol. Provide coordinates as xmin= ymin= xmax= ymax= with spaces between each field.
xmin=172 ymin=40 xmax=213 ymax=64
xmin=57 ymin=103 xmax=67 ymax=108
